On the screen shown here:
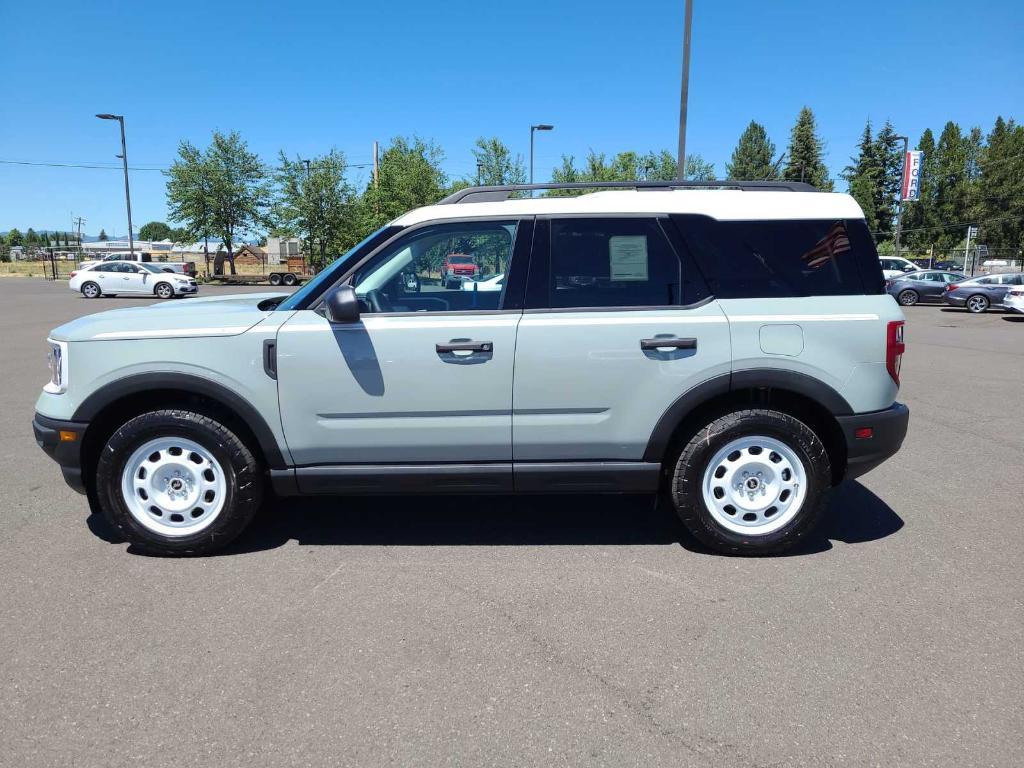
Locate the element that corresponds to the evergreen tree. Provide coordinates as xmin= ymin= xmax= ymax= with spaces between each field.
xmin=843 ymin=120 xmax=881 ymax=233
xmin=871 ymin=121 xmax=903 ymax=241
xmin=726 ymin=121 xmax=778 ymax=180
xmin=933 ymin=121 xmax=969 ymax=249
xmin=978 ymin=117 xmax=1024 ymax=253
xmin=98 ymin=228 xmax=108 ymax=241
xmin=26 ymin=228 xmax=38 ymax=245
xmin=782 ymin=107 xmax=833 ymax=191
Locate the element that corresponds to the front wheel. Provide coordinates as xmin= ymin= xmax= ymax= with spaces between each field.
xmin=268 ymin=273 xmax=282 ymax=286
xmin=154 ymin=282 xmax=174 ymax=299
xmin=95 ymin=410 xmax=263 ymax=555
xmin=669 ymin=409 xmax=831 ymax=555
xmin=897 ymin=289 xmax=919 ymax=306
xmin=966 ymin=294 xmax=989 ymax=313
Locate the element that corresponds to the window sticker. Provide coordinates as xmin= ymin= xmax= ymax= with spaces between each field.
xmin=608 ymin=235 xmax=649 ymax=281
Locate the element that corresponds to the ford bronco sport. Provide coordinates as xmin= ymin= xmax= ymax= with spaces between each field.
xmin=33 ymin=180 xmax=909 ymax=556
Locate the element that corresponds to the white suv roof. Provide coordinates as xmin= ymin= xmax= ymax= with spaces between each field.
xmin=394 ymin=188 xmax=864 ymax=227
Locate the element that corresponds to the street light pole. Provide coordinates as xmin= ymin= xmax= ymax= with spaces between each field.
xmin=529 ymin=124 xmax=554 ymax=193
xmin=96 ymin=113 xmax=134 ymax=256
xmin=676 ymin=0 xmax=693 ymax=180
xmin=893 ymin=135 xmax=909 ymax=259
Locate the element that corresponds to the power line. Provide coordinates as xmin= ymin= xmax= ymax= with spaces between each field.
xmin=871 ymin=213 xmax=1024 ymax=236
xmin=0 ymin=158 xmax=376 ymax=172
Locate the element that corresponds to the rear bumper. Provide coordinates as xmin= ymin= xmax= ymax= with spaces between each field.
xmin=32 ymin=413 xmax=88 ymax=494
xmin=837 ymin=402 xmax=909 ymax=481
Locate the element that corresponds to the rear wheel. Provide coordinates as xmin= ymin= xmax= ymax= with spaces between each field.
xmin=282 ymin=272 xmax=297 ymax=286
xmin=154 ymin=282 xmax=174 ymax=299
xmin=81 ymin=281 xmax=101 ymax=299
xmin=95 ymin=410 xmax=262 ymax=556
xmin=966 ymin=294 xmax=989 ymax=313
xmin=669 ymin=409 xmax=831 ymax=555
xmin=897 ymin=289 xmax=919 ymax=306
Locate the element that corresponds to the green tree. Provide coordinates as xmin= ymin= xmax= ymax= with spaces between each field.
xmin=98 ymin=228 xmax=108 ymax=241
xmin=26 ymin=228 xmax=38 ymax=245
xmin=360 ymin=136 xmax=448 ymax=233
xmin=932 ymin=121 xmax=969 ymax=250
xmin=471 ymin=137 xmax=526 ymax=186
xmin=726 ymin=121 xmax=778 ymax=180
xmin=782 ymin=107 xmax=833 ymax=191
xmin=205 ymin=131 xmax=271 ymax=274
xmin=274 ymin=149 xmax=356 ymax=271
xmin=166 ymin=141 xmax=216 ymax=272
xmin=977 ymin=117 xmax=1024 ymax=254
xmin=139 ymin=221 xmax=173 ymax=241
xmin=548 ymin=149 xmax=713 ymax=195
xmin=169 ymin=227 xmax=190 ymax=242
xmin=868 ymin=120 xmax=904 ymax=241
xmin=901 ymin=129 xmax=938 ymax=252
xmin=7 ymin=228 xmax=23 ymax=247
xmin=843 ymin=120 xmax=880 ymax=232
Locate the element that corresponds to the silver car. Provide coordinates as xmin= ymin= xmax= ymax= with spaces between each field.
xmin=943 ymin=272 xmax=1024 ymax=313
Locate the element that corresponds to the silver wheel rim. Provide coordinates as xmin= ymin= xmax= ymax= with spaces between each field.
xmin=120 ymin=437 xmax=227 ymax=537
xmin=968 ymin=296 xmax=986 ymax=312
xmin=701 ymin=435 xmax=807 ymax=535
xmin=157 ymin=284 xmax=172 ymax=298
xmin=899 ymin=290 xmax=917 ymax=306
xmin=83 ymin=283 xmax=98 ymax=298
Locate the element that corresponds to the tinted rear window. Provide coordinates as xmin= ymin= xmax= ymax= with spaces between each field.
xmin=671 ymin=216 xmax=882 ymax=298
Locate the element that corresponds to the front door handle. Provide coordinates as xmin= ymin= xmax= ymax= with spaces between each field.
xmin=640 ymin=337 xmax=697 ymax=351
xmin=436 ymin=341 xmax=493 ymax=353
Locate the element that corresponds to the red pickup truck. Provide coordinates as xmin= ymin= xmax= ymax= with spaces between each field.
xmin=442 ymin=254 xmax=479 ymax=287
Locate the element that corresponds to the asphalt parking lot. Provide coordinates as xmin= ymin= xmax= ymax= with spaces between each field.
xmin=2 ymin=279 xmax=1022 ymax=767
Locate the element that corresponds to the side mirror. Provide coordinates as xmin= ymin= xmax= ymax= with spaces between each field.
xmin=324 ymin=284 xmax=360 ymax=324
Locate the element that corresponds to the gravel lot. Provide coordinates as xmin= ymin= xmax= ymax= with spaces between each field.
xmin=2 ymin=279 xmax=1021 ymax=767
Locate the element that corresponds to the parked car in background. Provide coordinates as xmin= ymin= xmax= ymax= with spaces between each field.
xmin=879 ymin=256 xmax=919 ymax=279
xmin=441 ymin=253 xmax=480 ymax=287
xmin=885 ymin=270 xmax=965 ymax=306
xmin=943 ymin=272 xmax=1024 ymax=313
xmin=81 ymin=251 xmax=197 ymax=278
xmin=1004 ymin=285 xmax=1024 ymax=314
xmin=70 ymin=261 xmax=198 ymax=299
xmin=460 ymin=273 xmax=504 ymax=292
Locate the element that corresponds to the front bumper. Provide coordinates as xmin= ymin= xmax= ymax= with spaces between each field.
xmin=837 ymin=402 xmax=909 ymax=481
xmin=32 ymin=413 xmax=88 ymax=494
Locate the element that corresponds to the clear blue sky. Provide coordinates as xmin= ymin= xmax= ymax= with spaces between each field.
xmin=2 ymin=0 xmax=1021 ymax=235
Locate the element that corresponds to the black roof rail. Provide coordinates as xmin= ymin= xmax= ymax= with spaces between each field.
xmin=437 ymin=179 xmax=818 ymax=204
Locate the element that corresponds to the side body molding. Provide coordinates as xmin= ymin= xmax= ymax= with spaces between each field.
xmin=642 ymin=369 xmax=854 ymax=463
xmin=72 ymin=372 xmax=289 ymax=469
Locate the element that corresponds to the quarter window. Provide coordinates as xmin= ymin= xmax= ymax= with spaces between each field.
xmin=546 ymin=218 xmax=682 ymax=308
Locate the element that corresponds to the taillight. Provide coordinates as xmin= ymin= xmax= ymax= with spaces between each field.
xmin=69 ymin=271 xmax=78 ymax=278
xmin=886 ymin=320 xmax=905 ymax=385
xmin=945 ymin=283 xmax=959 ymax=292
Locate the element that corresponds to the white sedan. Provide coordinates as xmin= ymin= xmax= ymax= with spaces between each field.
xmin=1005 ymin=285 xmax=1024 ymax=314
xmin=70 ymin=261 xmax=198 ymax=299
xmin=460 ymin=273 xmax=505 ymax=292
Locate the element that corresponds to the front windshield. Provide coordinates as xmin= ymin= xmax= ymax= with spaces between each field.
xmin=276 ymin=226 xmax=396 ymax=311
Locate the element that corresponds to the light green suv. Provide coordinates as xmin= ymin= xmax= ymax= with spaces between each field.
xmin=34 ymin=181 xmax=909 ymax=556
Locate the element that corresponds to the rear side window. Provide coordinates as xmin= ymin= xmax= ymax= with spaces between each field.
xmin=546 ymin=218 xmax=682 ymax=308
xmin=672 ymin=216 xmax=882 ymax=298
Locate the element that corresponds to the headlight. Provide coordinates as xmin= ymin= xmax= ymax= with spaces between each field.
xmin=45 ymin=340 xmax=68 ymax=394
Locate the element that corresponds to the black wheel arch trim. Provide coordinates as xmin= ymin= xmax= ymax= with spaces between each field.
xmin=71 ymin=372 xmax=288 ymax=469
xmin=643 ymin=369 xmax=854 ymax=463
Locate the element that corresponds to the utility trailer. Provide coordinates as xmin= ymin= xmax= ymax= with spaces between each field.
xmin=207 ymin=257 xmax=310 ymax=286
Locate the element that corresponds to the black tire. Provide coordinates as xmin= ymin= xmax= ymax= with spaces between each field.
xmin=669 ymin=409 xmax=831 ymax=555
xmin=154 ymin=282 xmax=174 ymax=299
xmin=966 ymin=294 xmax=989 ymax=313
xmin=95 ymin=409 xmax=263 ymax=556
xmin=282 ymin=272 xmax=297 ymax=286
xmin=269 ymin=273 xmax=283 ymax=286
xmin=81 ymin=281 xmax=101 ymax=299
xmin=897 ymin=289 xmax=919 ymax=306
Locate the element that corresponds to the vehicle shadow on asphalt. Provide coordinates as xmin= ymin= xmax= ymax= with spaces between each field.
xmin=87 ymin=480 xmax=903 ymax=558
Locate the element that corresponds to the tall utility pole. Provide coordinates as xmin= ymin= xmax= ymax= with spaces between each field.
xmin=95 ymin=113 xmax=134 ymax=256
xmin=372 ymin=141 xmax=379 ymax=186
xmin=676 ymin=0 xmax=693 ymax=180
xmin=893 ymin=135 xmax=909 ymax=259
xmin=72 ymin=216 xmax=86 ymax=249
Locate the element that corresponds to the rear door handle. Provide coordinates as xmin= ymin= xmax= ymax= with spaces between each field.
xmin=436 ymin=341 xmax=493 ymax=353
xmin=640 ymin=337 xmax=697 ymax=351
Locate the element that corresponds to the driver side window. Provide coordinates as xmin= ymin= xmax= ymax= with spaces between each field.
xmin=350 ymin=220 xmax=518 ymax=313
